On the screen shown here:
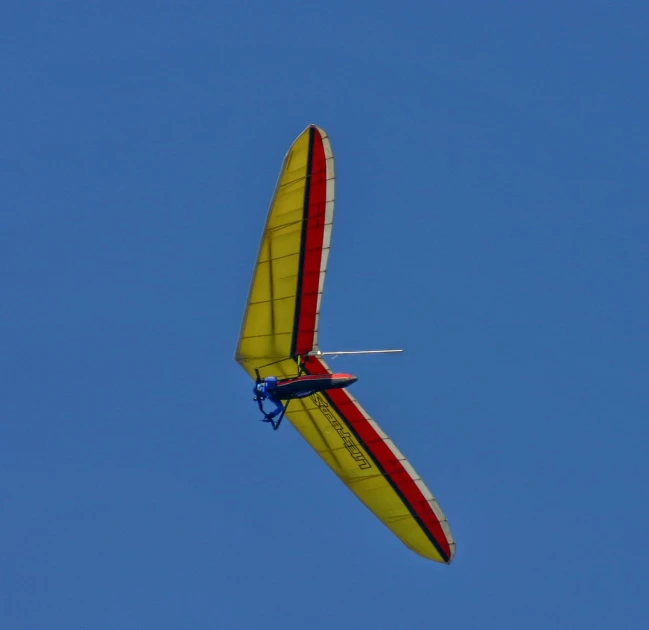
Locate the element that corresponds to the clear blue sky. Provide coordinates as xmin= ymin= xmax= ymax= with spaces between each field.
xmin=2 ymin=2 xmax=648 ymax=628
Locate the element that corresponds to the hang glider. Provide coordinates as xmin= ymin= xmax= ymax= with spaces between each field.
xmin=235 ymin=125 xmax=456 ymax=564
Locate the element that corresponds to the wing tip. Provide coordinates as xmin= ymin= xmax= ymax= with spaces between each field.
xmin=305 ymin=123 xmax=328 ymax=138
xmin=444 ymin=540 xmax=457 ymax=564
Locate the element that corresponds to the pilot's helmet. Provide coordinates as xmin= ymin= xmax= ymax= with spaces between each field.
xmin=264 ymin=376 xmax=278 ymax=388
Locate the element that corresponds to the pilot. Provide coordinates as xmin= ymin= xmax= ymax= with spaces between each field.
xmin=253 ymin=376 xmax=283 ymax=421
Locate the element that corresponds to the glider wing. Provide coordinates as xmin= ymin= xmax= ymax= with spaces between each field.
xmin=287 ymin=354 xmax=456 ymax=563
xmin=235 ymin=124 xmax=333 ymax=376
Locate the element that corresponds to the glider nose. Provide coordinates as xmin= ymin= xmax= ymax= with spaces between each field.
xmin=332 ymin=373 xmax=358 ymax=388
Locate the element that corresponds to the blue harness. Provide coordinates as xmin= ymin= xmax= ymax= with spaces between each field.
xmin=253 ymin=376 xmax=284 ymax=421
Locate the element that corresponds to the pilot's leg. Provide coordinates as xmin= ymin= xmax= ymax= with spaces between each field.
xmin=266 ymin=398 xmax=284 ymax=419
